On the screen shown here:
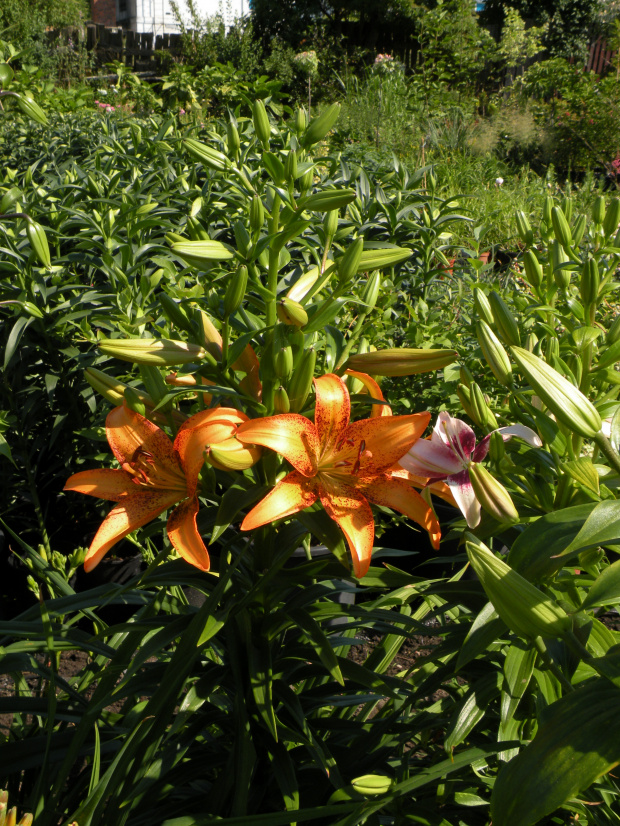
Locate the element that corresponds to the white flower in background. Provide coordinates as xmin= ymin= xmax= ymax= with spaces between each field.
xmin=495 ymin=177 xmax=504 ymax=187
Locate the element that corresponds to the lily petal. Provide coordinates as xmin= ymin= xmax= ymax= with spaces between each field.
xmin=361 ymin=474 xmax=441 ymax=550
xmin=472 ymin=424 xmax=543 ymax=463
xmin=392 ymin=466 xmax=458 ymax=509
xmin=167 ymin=496 xmax=210 ymax=571
xmin=339 ymin=412 xmax=431 ymax=474
xmin=175 ymin=408 xmax=247 ymax=494
xmin=106 ymin=404 xmax=179 ymax=473
xmin=433 ymin=411 xmax=476 ymax=458
xmin=236 ymin=414 xmax=319 ymax=477
xmin=400 ymin=435 xmax=465 ymax=478
xmin=345 ymin=369 xmax=391 ymax=417
xmin=234 ymin=344 xmax=262 ymax=401
xmin=318 ymin=479 xmax=374 ymax=578
xmin=64 ymin=468 xmax=138 ymax=501
xmin=84 ymin=489 xmax=183 ymax=572
xmin=241 ymin=471 xmax=318 ymax=530
xmin=314 ymin=373 xmax=351 ymax=461
xmin=448 ymin=469 xmax=481 ymax=528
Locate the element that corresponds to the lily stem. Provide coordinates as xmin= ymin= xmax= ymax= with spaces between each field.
xmin=594 ymin=431 xmax=620 ymax=477
xmin=533 ymin=636 xmax=573 ymax=693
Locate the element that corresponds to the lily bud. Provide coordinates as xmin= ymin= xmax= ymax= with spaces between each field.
xmin=511 ymin=346 xmax=602 ymax=438
xmin=456 ymin=383 xmax=477 ymax=421
xmin=287 ymin=266 xmax=320 ymax=302
xmin=337 ymin=237 xmax=364 ymax=286
xmin=346 ymin=347 xmax=458 ymax=377
xmin=301 ymin=102 xmax=341 ymax=148
xmin=26 ymin=220 xmax=51 ymax=270
xmin=171 ymin=240 xmax=234 ymax=268
xmin=184 ymin=138 xmax=231 ymax=172
xmin=473 ymin=286 xmax=494 ymax=326
xmin=227 ymin=120 xmax=240 ymax=158
xmin=515 ymin=210 xmax=534 ymax=247
xmin=470 ymin=382 xmax=498 ymax=430
xmin=284 ymin=149 xmax=298 ymax=182
xmin=476 ymin=321 xmax=513 ymax=387
xmin=357 ymin=247 xmax=411 ymax=272
xmin=469 ymin=464 xmax=519 ymax=524
xmin=273 ymin=344 xmax=294 ymax=379
xmin=361 ymin=270 xmax=381 ymax=310
xmin=542 ymin=195 xmax=553 ymax=227
xmin=206 ymin=438 xmax=261 ymax=471
xmin=489 ymin=291 xmax=521 ymax=347
xmin=551 ymin=240 xmax=570 ymax=291
xmin=351 ymin=775 xmax=393 ymax=796
xmin=522 ymin=250 xmax=543 ymax=290
xmin=288 ymin=347 xmax=316 ymax=412
xmin=98 ymin=338 xmax=206 ymax=366
xmin=488 ymin=429 xmax=505 ymax=463
xmin=294 ymin=107 xmax=307 ymax=134
xmin=252 ymin=99 xmax=271 ymax=148
xmin=274 ymin=385 xmax=291 ymax=413
xmin=466 ymin=538 xmax=571 ymax=640
xmin=551 ymin=206 xmax=572 ymax=251
xmin=607 ymin=313 xmax=620 ymax=345
xmin=561 ymin=196 xmax=573 ymax=222
xmin=277 ymin=297 xmax=308 ymax=327
xmin=195 ymin=310 xmax=223 ymax=360
xmin=224 ymin=264 xmax=248 ymax=317
xmin=187 ymin=216 xmax=210 ymax=241
xmin=603 ymin=198 xmax=620 ymax=238
xmin=250 ymin=195 xmax=264 ymax=233
xmin=299 ymin=166 xmax=314 ymax=193
xmin=159 ymin=292 xmax=194 ymax=335
xmin=459 ymin=364 xmax=474 ymax=387
xmin=15 ymin=92 xmax=48 ymax=125
xmin=592 ymin=196 xmax=606 ymax=225
xmin=323 ymin=209 xmax=338 ymax=243
xmin=301 ymin=188 xmax=357 ymax=213
xmin=572 ymin=213 xmax=587 ymax=246
xmin=580 ymin=258 xmax=599 ymax=306
xmin=0 ymin=187 xmax=21 ymax=214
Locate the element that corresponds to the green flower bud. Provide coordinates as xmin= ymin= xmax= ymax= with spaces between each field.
xmin=99 ymin=338 xmax=206 ymax=366
xmin=337 ymin=237 xmax=364 ymax=285
xmin=542 ymin=196 xmax=553 ymax=227
xmin=469 ymin=464 xmax=519 ymax=524
xmin=473 ymin=286 xmax=494 ymax=326
xmin=457 ymin=383 xmax=477 ymax=421
xmin=250 ymin=195 xmax=264 ymax=233
xmin=301 ymin=103 xmax=341 ymax=148
xmin=171 ymin=240 xmax=235 ymax=268
xmin=357 ymin=247 xmax=411 ymax=272
xmin=476 ymin=321 xmax=513 ymax=387
xmin=159 ymin=292 xmax=194 ymax=335
xmin=459 ymin=364 xmax=474 ymax=387
xmin=224 ymin=264 xmax=248 ymax=317
xmin=489 ymin=290 xmax=521 ymax=347
xmin=187 ymin=216 xmax=210 ymax=241
xmin=515 ymin=210 xmax=534 ymax=247
xmin=522 ymin=250 xmax=543 ymax=290
xmin=511 ymin=346 xmax=602 ymax=438
xmin=26 ymin=220 xmax=51 ymax=270
xmin=603 ymin=198 xmax=620 ymax=238
xmin=301 ymin=188 xmax=357 ymax=213
xmin=592 ymin=196 xmax=606 ymax=225
xmin=15 ymin=92 xmax=48 ymax=125
xmin=346 ymin=348 xmax=458 ymax=377
xmin=284 ymin=149 xmax=298 ymax=182
xmin=277 ymin=296 xmax=308 ymax=327
xmin=551 ymin=206 xmax=572 ymax=251
xmin=551 ymin=240 xmax=570 ymax=291
xmin=299 ymin=167 xmax=314 ymax=193
xmin=466 ymin=538 xmax=571 ymax=640
xmin=361 ymin=270 xmax=381 ymax=310
xmin=525 ymin=332 xmax=538 ymax=352
xmin=470 ymin=381 xmax=498 ymax=430
xmin=273 ymin=344 xmax=294 ymax=379
xmin=351 ymin=775 xmax=393 ymax=796
xmin=324 ymin=209 xmax=338 ymax=243
xmin=607 ymin=313 xmax=620 ymax=345
xmin=227 ymin=120 xmax=240 ymax=158
xmin=252 ymin=99 xmax=271 ymax=148
xmin=0 ymin=187 xmax=21 ymax=214
xmin=488 ymin=429 xmax=505 ymax=463
xmin=288 ymin=347 xmax=316 ymax=412
xmin=561 ymin=196 xmax=573 ymax=222
xmin=572 ymin=213 xmax=587 ymax=246
xmin=294 ymin=107 xmax=307 ymax=134
xmin=184 ymin=138 xmax=231 ymax=172
xmin=580 ymin=258 xmax=599 ymax=306
xmin=274 ymin=385 xmax=291 ymax=413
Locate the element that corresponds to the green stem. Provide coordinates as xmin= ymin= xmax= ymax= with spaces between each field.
xmin=334 ymin=310 xmax=370 ymax=373
xmin=533 ymin=636 xmax=574 ymax=693
xmin=594 ymin=431 xmax=620 ymax=476
xmin=266 ymin=193 xmax=281 ymax=328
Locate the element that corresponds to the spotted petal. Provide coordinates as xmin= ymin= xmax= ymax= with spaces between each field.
xmin=241 ymin=471 xmax=318 ymax=530
xmin=361 ymin=474 xmax=441 ymax=550
xmin=314 ymin=373 xmax=351 ymax=461
xmin=318 ymin=478 xmax=375 ymax=579
xmin=337 ymin=412 xmax=431 ymax=474
xmin=432 ymin=411 xmax=476 ymax=458
xmin=236 ymin=414 xmax=319 ymax=477
xmin=64 ymin=468 xmax=138 ymax=501
xmin=106 ymin=404 xmax=179 ymax=474
xmin=167 ymin=495 xmax=210 ymax=571
xmin=83 ymin=489 xmax=183 ymax=572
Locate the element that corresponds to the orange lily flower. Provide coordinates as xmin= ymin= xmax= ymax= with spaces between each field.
xmin=64 ymin=404 xmax=258 ymax=572
xmin=236 ymin=373 xmax=441 ymax=578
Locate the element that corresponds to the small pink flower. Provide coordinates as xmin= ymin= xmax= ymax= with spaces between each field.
xmin=399 ymin=412 xmax=541 ymax=527
xmin=179 ymin=108 xmax=186 ymax=115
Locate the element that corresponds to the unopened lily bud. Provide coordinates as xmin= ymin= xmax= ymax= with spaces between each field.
xmin=515 ymin=210 xmax=534 ymax=247
xmin=351 ymin=774 xmax=393 ymax=796
xmin=0 ymin=187 xmax=21 ymax=214
xmin=580 ymin=258 xmax=599 ymax=306
xmin=346 ymin=347 xmax=458 ymax=377
xmin=457 ymin=383 xmax=477 ymax=421
xmin=277 ymin=296 xmax=308 ymax=327
xmin=171 ymin=240 xmax=234 ymax=268
xmin=470 ymin=382 xmax=498 ymax=430
xmin=16 ymin=92 xmax=48 ymax=125
xmin=187 ymin=217 xmax=211 ymax=241
xmin=466 ymin=538 xmax=571 ymax=640
xmin=337 ymin=237 xmax=364 ymax=285
xmin=357 ymin=247 xmax=411 ymax=271
xmin=195 ymin=309 xmax=223 ymax=360
xmin=295 ymin=107 xmax=307 ymax=134
xmin=227 ymin=120 xmax=240 ymax=158
xmin=469 ymin=464 xmax=518 ymax=523
xmin=603 ymin=198 xmax=620 ymax=238
xmin=522 ymin=250 xmax=543 ymax=290
xmin=301 ymin=102 xmax=341 ymax=148
xmin=184 ymin=138 xmax=231 ymax=171
xmin=551 ymin=240 xmax=570 ymax=291
xmin=511 ymin=346 xmax=602 ymax=438
xmin=476 ymin=321 xmax=513 ymax=387
xmin=324 ymin=209 xmax=338 ymax=243
xmin=85 ymin=367 xmax=153 ymax=408
xmin=459 ymin=364 xmax=474 ymax=387
xmin=607 ymin=313 xmax=620 ymax=345
xmin=26 ymin=220 xmax=51 ymax=270
xmin=303 ymin=188 xmax=357 ymax=213
xmin=561 ymin=196 xmax=573 ymax=222
xmin=288 ymin=347 xmax=316 ymax=412
xmin=361 ymin=271 xmax=381 ymax=310
xmin=572 ymin=213 xmax=587 ymax=246
xmin=284 ymin=149 xmax=298 ymax=182
xmin=525 ymin=332 xmax=538 ymax=352
xmin=165 ymin=232 xmax=186 ymax=245
xmin=473 ymin=286 xmax=494 ymax=326
xmin=592 ymin=196 xmax=606 ymax=225
xmin=542 ymin=195 xmax=553 ymax=227
xmin=17 ymin=813 xmax=34 ymax=826
xmin=274 ymin=385 xmax=291 ymax=413
xmin=99 ymin=338 xmax=206 ymax=366
xmin=489 ymin=291 xmax=520 ymax=347
xmin=273 ymin=344 xmax=294 ymax=379
xmin=224 ymin=264 xmax=248 ymax=317
xmin=299 ymin=166 xmax=314 ymax=193
xmin=159 ymin=292 xmax=193 ymax=334
xmin=206 ymin=438 xmax=261 ymax=471
xmin=252 ymin=99 xmax=271 ymax=148
xmin=488 ymin=429 xmax=505 ymax=463
xmin=123 ymin=386 xmax=147 ymax=417
xmin=551 ymin=206 xmax=572 ymax=251
xmin=250 ymin=195 xmax=264 ymax=233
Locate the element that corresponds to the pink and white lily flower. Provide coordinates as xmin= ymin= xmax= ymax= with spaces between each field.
xmin=398 ymin=411 xmax=542 ymax=528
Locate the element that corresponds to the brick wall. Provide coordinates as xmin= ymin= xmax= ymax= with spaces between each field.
xmin=91 ymin=0 xmax=117 ymax=27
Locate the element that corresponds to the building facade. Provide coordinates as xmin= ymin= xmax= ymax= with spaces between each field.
xmin=91 ymin=0 xmax=248 ymax=33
